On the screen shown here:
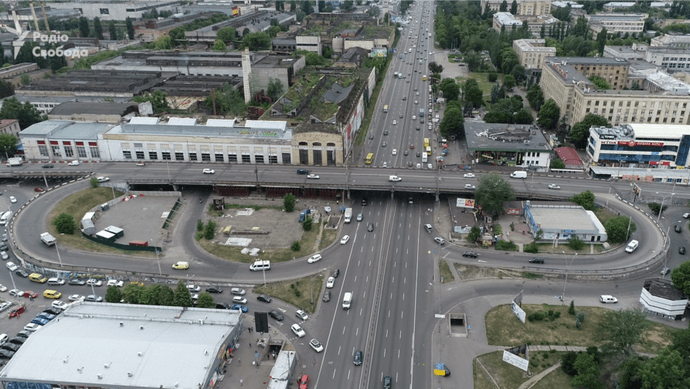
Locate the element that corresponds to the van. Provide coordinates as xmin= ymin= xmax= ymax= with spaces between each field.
xmin=424 ymin=224 xmax=433 ymax=233
xmin=625 ymin=240 xmax=639 ymax=253
xmin=342 ymin=292 xmax=353 ymax=310
xmin=249 ymin=260 xmax=271 ymax=271
xmin=43 ymin=290 xmax=62 ymax=299
xmin=29 ymin=273 xmax=48 ymax=283
xmin=510 ymin=171 xmax=527 ymax=179
xmin=0 ymin=211 xmax=11 ymax=225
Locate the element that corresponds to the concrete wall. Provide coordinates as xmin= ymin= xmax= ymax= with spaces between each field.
xmin=639 ymin=287 xmax=687 ymax=317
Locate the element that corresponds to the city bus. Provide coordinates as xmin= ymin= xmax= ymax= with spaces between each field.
xmin=424 ymin=138 xmax=430 ymax=148
xmin=365 ymin=153 xmax=374 ymax=164
xmin=383 ymin=105 xmax=389 ymax=113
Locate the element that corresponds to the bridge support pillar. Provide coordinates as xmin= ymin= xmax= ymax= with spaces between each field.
xmin=172 ymin=184 xmax=179 ymax=192
xmin=345 ymin=189 xmax=350 ymax=200
xmin=391 ymin=190 xmax=395 ymax=199
xmin=435 ymin=191 xmax=440 ymax=202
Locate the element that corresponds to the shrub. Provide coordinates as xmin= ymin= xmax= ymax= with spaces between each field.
xmin=204 ymin=220 xmax=216 ymax=240
xmin=197 ymin=219 xmax=204 ymax=232
xmin=524 ymin=242 xmax=539 ymax=253
xmin=291 ymin=241 xmax=301 ymax=251
xmin=488 ymin=73 xmax=498 ymax=82
xmin=575 ymin=318 xmax=582 ymax=329
xmin=568 ymin=300 xmax=576 ymax=315
xmin=561 ymin=352 xmax=579 ymax=375
xmin=586 ymin=346 xmax=600 ymax=363
xmin=527 ymin=311 xmax=547 ymax=322
xmin=294 ymin=290 xmax=301 ymax=297
xmin=576 ymin=311 xmax=585 ymax=323
xmin=53 ymin=213 xmax=77 ymax=234
xmin=89 ymin=177 xmax=99 ymax=188
xmin=302 ymin=216 xmax=312 ymax=231
xmin=568 ymin=236 xmax=585 ymax=250
xmin=495 ymin=240 xmax=518 ymax=251
xmin=493 ymin=224 xmax=502 ymax=236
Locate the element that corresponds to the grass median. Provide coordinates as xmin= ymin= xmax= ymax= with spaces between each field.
xmin=474 ymin=350 xmax=565 ymax=389
xmin=253 ymin=274 xmax=325 ymax=314
xmin=439 ymin=260 xmax=454 ymax=283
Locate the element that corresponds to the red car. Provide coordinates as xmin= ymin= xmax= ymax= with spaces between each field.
xmin=9 ymin=305 xmax=25 ymax=318
xmin=22 ymin=291 xmax=38 ymax=299
xmin=34 ymin=187 xmax=45 ymax=192
xmin=298 ymin=374 xmax=309 ymax=389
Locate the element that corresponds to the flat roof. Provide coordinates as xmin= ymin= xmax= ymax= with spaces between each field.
xmin=644 ymin=278 xmax=687 ymax=300
xmin=592 ymin=123 xmax=690 ymax=140
xmin=528 ymin=205 xmax=601 ymax=232
xmin=554 ymin=147 xmax=584 ymax=166
xmin=546 ymin=56 xmax=628 ymax=66
xmin=49 ymin=102 xmax=137 ymax=116
xmin=20 ymin=120 xmax=114 ymax=139
xmin=0 ymin=302 xmax=240 ymax=389
xmin=106 ymin=118 xmax=292 ymax=140
xmin=465 ymin=123 xmax=552 ymax=152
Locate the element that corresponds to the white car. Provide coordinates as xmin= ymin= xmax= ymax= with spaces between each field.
xmin=324 ymin=206 xmax=332 ymax=213
xmin=392 ymin=120 xmax=397 ymax=125
xmin=307 ymin=174 xmax=320 ymax=179
xmin=1 ymin=252 xmax=8 ymax=260
xmin=599 ymin=295 xmax=618 ymax=304
xmin=24 ymin=323 xmax=42 ymax=332
xmin=548 ymin=184 xmax=561 ymax=190
xmin=9 ymin=196 xmax=16 ymax=203
xmin=191 ymin=293 xmax=199 ymax=300
xmin=96 ymin=177 xmax=110 ymax=182
xmin=106 ymin=279 xmax=124 ymax=287
xmin=68 ymin=294 xmax=85 ymax=302
xmin=9 ymin=289 xmax=22 ymax=297
xmin=412 ymin=115 xmax=417 ymax=120
xmin=48 ymin=277 xmax=65 ymax=286
xmin=309 ymin=338 xmax=324 ymax=353
xmin=463 ymin=173 xmax=475 ymax=178
xmin=291 ymin=323 xmax=306 ymax=338
xmin=340 ymin=235 xmax=350 ymax=245
xmin=86 ymin=279 xmax=103 ymax=287
xmin=6 ymin=261 xmax=18 ymax=272
xmin=232 ymin=296 xmax=247 ymax=304
xmin=465 ymin=184 xmax=475 ymax=190
xmin=308 ymin=254 xmax=322 ymax=264
xmin=416 ymin=163 xmax=421 ymax=169
xmin=52 ymin=301 xmax=68 ymax=310
xmin=326 ymin=277 xmax=335 ymax=289
xmin=296 ymin=310 xmax=309 ymax=321
xmin=186 ymin=285 xmax=201 ymax=293
xmin=356 ymin=213 xmax=363 ymax=222
xmin=389 ymin=175 xmax=402 ymax=182
xmin=392 ymin=149 xmax=397 ymax=156
xmin=0 ymin=284 xmax=6 ymax=292
xmin=202 ymin=168 xmax=215 ymax=174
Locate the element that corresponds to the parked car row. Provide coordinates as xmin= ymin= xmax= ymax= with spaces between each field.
xmin=0 ymin=302 xmax=66 ymax=362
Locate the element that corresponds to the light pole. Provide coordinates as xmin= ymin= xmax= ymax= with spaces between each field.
xmin=561 ymin=251 xmax=577 ymax=301
xmin=655 ymin=191 xmax=675 ymax=222
xmin=8 ymin=267 xmax=16 ymax=290
xmin=151 ymin=241 xmax=162 ymax=276
xmin=54 ymin=241 xmax=63 ymax=268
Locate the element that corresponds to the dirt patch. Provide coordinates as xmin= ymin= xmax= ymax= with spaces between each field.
xmin=214 ymin=207 xmax=305 ymax=249
xmin=454 ymin=263 xmax=523 ymax=280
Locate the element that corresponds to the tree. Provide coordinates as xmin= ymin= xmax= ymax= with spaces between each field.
xmin=671 ymin=327 xmax=690 ymax=364
xmin=571 ymin=190 xmax=595 ymax=210
xmin=671 ymin=261 xmax=690 ymax=295
xmin=242 ymin=32 xmax=272 ymax=50
xmin=0 ymin=79 xmax=13 ymax=99
xmin=275 ymin=0 xmax=284 ymax=11
xmin=204 ymin=220 xmax=216 ymax=240
xmin=510 ymin=0 xmax=518 ymax=15
xmin=598 ymin=308 xmax=649 ymax=356
xmin=589 ymin=76 xmax=611 ymax=90
xmin=0 ymin=97 xmax=46 ymax=129
xmin=568 ymin=236 xmax=585 ymax=250
xmin=105 ymin=286 xmax=123 ymax=303
xmin=342 ymin=0 xmax=355 ymax=12
xmin=570 ymin=114 xmax=609 ymax=149
xmin=108 ymin=21 xmax=118 ymax=40
xmin=158 ymin=285 xmax=175 ymax=306
xmin=53 ymin=213 xmax=77 ymax=234
xmin=647 ymin=202 xmax=667 ymax=217
xmin=122 ymin=283 xmax=144 ymax=304
xmin=514 ymin=109 xmax=534 ymax=124
xmin=284 ymin=193 xmax=296 ymax=212
xmin=503 ymin=75 xmax=516 ymax=90
xmin=572 ymin=15 xmax=590 ymax=37
xmin=140 ymin=284 xmax=161 ymax=305
xmin=597 ymin=27 xmax=608 ymax=55
xmin=561 ymin=351 xmax=579 ymax=376
xmin=173 ymin=280 xmax=193 ymax=307
xmin=511 ymin=65 xmax=526 ymax=85
xmin=302 ymin=0 xmax=313 ymax=14
xmin=640 ymin=348 xmax=688 ymax=389
xmin=438 ymin=107 xmax=465 ymax=139
xmin=291 ymin=1 xmax=297 ymax=11
xmin=197 ymin=292 xmax=215 ymax=308
xmin=467 ymin=226 xmax=481 ymax=242
xmin=462 ymin=78 xmax=483 ymax=108
xmin=572 ymin=352 xmax=603 ymax=389
xmin=500 ymin=0 xmax=508 ymax=12
xmin=267 ymin=78 xmax=284 ymax=101
xmin=475 ymin=173 xmax=516 ymax=216
xmin=428 ymin=62 xmax=443 ymax=74
xmin=153 ymin=35 xmax=173 ymax=50
xmin=463 ymin=51 xmax=482 ymax=72
xmin=303 ymin=215 xmax=313 ymax=231
xmin=94 ymin=17 xmax=104 ymax=39
xmin=79 ymin=16 xmax=90 ymax=37
xmin=0 ymin=134 xmax=18 ymax=158
xmin=550 ymin=158 xmax=565 ymax=169
xmin=537 ymin=99 xmax=560 ymax=130
xmin=217 ymin=27 xmax=236 ymax=43
xmin=126 ymin=17 xmax=135 ymax=39
xmin=318 ymin=0 xmax=325 ymax=12
xmin=604 ymin=216 xmax=636 ymax=243
xmin=487 ymin=73 xmax=498 ymax=82
xmin=90 ymin=177 xmax=99 ymax=188
xmin=306 ymin=52 xmax=328 ymax=66
xmin=526 ymin=83 xmax=544 ymax=111
xmin=206 ymin=83 xmax=246 ymax=116
xmin=212 ymin=39 xmax=227 ymax=51
xmin=439 ymin=78 xmax=460 ymax=101
xmin=132 ymin=91 xmax=170 ymax=114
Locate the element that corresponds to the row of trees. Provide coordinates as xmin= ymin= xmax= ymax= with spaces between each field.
xmin=105 ymin=280 xmax=216 ymax=308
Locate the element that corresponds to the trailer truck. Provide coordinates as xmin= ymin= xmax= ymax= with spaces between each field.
xmin=344 ymin=208 xmax=353 ymax=223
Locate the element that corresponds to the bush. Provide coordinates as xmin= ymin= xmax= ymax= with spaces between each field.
xmin=53 ymin=213 xmax=77 ymax=234
xmin=524 ymin=242 xmax=539 ymax=253
xmin=284 ymin=193 xmax=296 ymax=212
xmin=561 ymin=352 xmax=579 ymax=376
xmin=568 ymin=300 xmax=576 ymax=315
xmin=204 ymin=220 xmax=216 ymax=240
xmin=576 ymin=311 xmax=585 ymax=323
xmin=576 ymin=318 xmax=582 ymax=329
xmin=495 ymin=240 xmax=518 ymax=251
xmin=291 ymin=241 xmax=301 ymax=251
xmin=197 ymin=219 xmax=204 ymax=232
xmin=493 ymin=224 xmax=502 ymax=236
xmin=89 ymin=177 xmax=99 ymax=188
xmin=568 ymin=236 xmax=585 ymax=250
xmin=527 ymin=311 xmax=547 ymax=322
xmin=302 ymin=216 xmax=312 ymax=231
xmin=195 ymin=231 xmax=204 ymax=240
xmin=547 ymin=310 xmax=561 ymax=321
xmin=488 ymin=73 xmax=498 ymax=82
xmin=586 ymin=346 xmax=600 ymax=363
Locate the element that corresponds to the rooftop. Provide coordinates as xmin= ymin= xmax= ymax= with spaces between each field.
xmin=20 ymin=120 xmax=114 ymax=139
xmin=587 ymin=13 xmax=648 ymax=22
xmin=643 ymin=278 xmax=688 ymax=301
xmin=464 ymin=123 xmax=552 ymax=152
xmin=527 ymin=204 xmax=602 ymax=232
xmin=554 ymin=147 xmax=584 ymax=166
xmin=546 ymin=56 xmax=628 ymax=66
xmin=49 ymin=102 xmax=138 ymax=116
xmin=551 ymin=1 xmax=584 ymax=9
xmin=591 ymin=123 xmax=690 ymax=140
xmin=0 ymin=302 xmax=241 ymax=389
xmin=106 ymin=117 xmax=292 ymax=140
xmin=494 ymin=12 xmax=524 ymax=26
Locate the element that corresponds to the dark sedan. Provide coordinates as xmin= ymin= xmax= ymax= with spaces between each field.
xmin=15 ymin=269 xmax=29 ymax=278
xmin=462 ymin=251 xmax=478 ymax=258
xmin=268 ymin=310 xmax=284 ymax=321
xmin=257 ymin=295 xmax=272 ymax=303
xmin=42 ymin=164 xmax=53 ymax=169
xmin=367 ymin=223 xmax=374 ymax=232
xmin=322 ymin=290 xmax=331 ymax=302
xmin=680 ymin=246 xmax=686 ymax=255
xmin=205 ymin=286 xmax=223 ymax=294
xmin=69 ymin=278 xmax=86 ymax=286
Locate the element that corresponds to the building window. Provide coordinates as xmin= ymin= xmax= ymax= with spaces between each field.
xmin=148 ymin=151 xmax=158 ymax=160
xmin=189 ymin=153 xmax=197 ymax=161
xmin=282 ymin=153 xmax=291 ymax=164
xmin=313 ymin=150 xmax=322 ymax=165
xmin=39 ymin=145 xmax=48 ymax=157
xmin=175 ymin=152 xmax=185 ymax=161
xmin=51 ymin=145 xmax=61 ymax=157
xmin=90 ymin=147 xmax=100 ymax=159
xmin=215 ymin=153 xmax=224 ymax=162
xmin=136 ymin=151 xmax=145 ymax=159
xmin=123 ymin=150 xmax=132 ymax=159
xmin=201 ymin=153 xmax=211 ymax=162
xmin=100 ymin=8 xmax=110 ymax=14
xmin=255 ymin=155 xmax=265 ymax=164
xmin=269 ymin=155 xmax=278 ymax=164
xmin=162 ymin=152 xmax=171 ymax=160
xmin=241 ymin=154 xmax=251 ymax=163
xmin=64 ymin=146 xmax=74 ymax=157
xmin=228 ymin=153 xmax=237 ymax=162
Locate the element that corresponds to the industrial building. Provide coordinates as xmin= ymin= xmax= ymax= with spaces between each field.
xmin=464 ymin=123 xmax=553 ymax=171
xmin=0 ymin=302 xmax=242 ymax=389
xmin=524 ymin=201 xmax=608 ymax=242
xmin=48 ymin=1 xmax=181 ymax=21
xmin=639 ymin=278 xmax=688 ymax=320
xmin=15 ymin=70 xmax=164 ymax=99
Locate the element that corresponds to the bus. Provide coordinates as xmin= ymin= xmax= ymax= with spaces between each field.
xmin=383 ymin=105 xmax=389 ymax=113
xmin=365 ymin=153 xmax=374 ymax=164
xmin=424 ymin=138 xmax=430 ymax=148
xmin=422 ymin=74 xmax=427 ymax=81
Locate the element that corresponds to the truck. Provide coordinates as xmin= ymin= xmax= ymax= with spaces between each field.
xmin=344 ymin=208 xmax=353 ymax=223
xmin=6 ymin=157 xmax=23 ymax=167
xmin=40 ymin=232 xmax=56 ymax=247
xmin=434 ymin=363 xmax=451 ymax=377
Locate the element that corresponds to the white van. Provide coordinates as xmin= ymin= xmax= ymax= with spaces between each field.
xmin=249 ymin=260 xmax=271 ymax=271
xmin=342 ymin=292 xmax=353 ymax=310
xmin=422 ymin=153 xmax=428 ymax=163
xmin=0 ymin=211 xmax=11 ymax=225
xmin=510 ymin=171 xmax=527 ymax=179
xmin=625 ymin=240 xmax=639 ymax=253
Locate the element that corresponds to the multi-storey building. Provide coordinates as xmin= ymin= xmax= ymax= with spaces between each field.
xmin=49 ymin=1 xmax=181 ymax=21
xmin=587 ymin=13 xmax=648 ymax=36
xmin=513 ymin=39 xmax=557 ymax=70
xmin=481 ymin=0 xmax=551 ymax=16
xmin=492 ymin=12 xmax=524 ymax=32
xmin=650 ymin=34 xmax=690 ymax=49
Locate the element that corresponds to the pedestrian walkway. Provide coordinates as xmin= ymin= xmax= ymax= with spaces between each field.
xmin=518 ymin=361 xmax=561 ymax=389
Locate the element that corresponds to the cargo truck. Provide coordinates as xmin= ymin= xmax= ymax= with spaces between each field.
xmin=344 ymin=208 xmax=353 ymax=223
xmin=40 ymin=232 xmax=56 ymax=247
xmin=6 ymin=157 xmax=23 ymax=167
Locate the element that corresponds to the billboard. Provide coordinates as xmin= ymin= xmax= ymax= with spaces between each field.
xmin=371 ymin=48 xmax=388 ymax=58
xmin=232 ymin=6 xmax=239 ymax=16
xmin=455 ymin=198 xmax=475 ymax=209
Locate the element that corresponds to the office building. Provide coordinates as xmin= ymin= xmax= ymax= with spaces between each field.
xmin=513 ymin=39 xmax=556 ymax=70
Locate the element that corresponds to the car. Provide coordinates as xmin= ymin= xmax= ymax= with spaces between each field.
xmin=86 ymin=279 xmax=103 ymax=287
xmin=232 ymin=296 xmax=247 ymax=304
xmin=36 ymin=313 xmax=56 ymax=321
xmin=434 ymin=237 xmax=445 ymax=245
xmin=308 ymin=254 xmax=322 ymax=264
xmin=392 ymin=149 xmax=397 ymax=156
xmin=684 ymin=212 xmax=690 ymax=219
xmin=661 ymin=267 xmax=671 ymax=275
xmin=463 ymin=173 xmax=475 ymax=178
xmin=296 ymin=310 xmax=309 ymax=321
xmin=216 ymin=302 xmax=231 ymax=310
xmin=85 ymin=295 xmax=103 ymax=302
xmin=68 ymin=294 xmax=85 ymax=302
xmin=416 ymin=151 xmax=421 ymax=157
xmin=21 ymin=291 xmax=37 ymax=299
xmin=52 ymin=301 xmax=68 ymax=310
xmin=599 ymin=295 xmax=618 ymax=304
xmin=306 ymin=174 xmax=320 ymax=179
xmin=331 ymin=269 xmax=340 ymax=278
xmin=529 ymin=258 xmax=545 ymax=264
xmin=186 ymin=285 xmax=201 ymax=293
xmin=1 ymin=342 xmax=20 ymax=352
xmin=548 ymin=184 xmax=561 ymax=190
xmin=402 ymin=96 xmax=407 ymax=101
xmin=42 ymin=307 xmax=61 ymax=316
xmin=354 ymin=350 xmax=363 ymax=366
xmin=68 ymin=278 xmax=86 ymax=286
xmin=340 ymin=235 xmax=350 ymax=245
xmin=42 ymin=164 xmax=53 ymax=169
xmin=9 ymin=305 xmax=25 ymax=318
xmin=172 ymin=261 xmax=189 ymax=270
xmin=188 ymin=292 xmax=199 ymax=300
xmin=404 ymin=150 xmax=409 ymax=156
xmin=15 ymin=269 xmax=28 ymax=278
xmin=389 ymin=175 xmax=402 ymax=182
xmin=67 ymin=160 xmax=80 ymax=166
xmin=96 ymin=177 xmax=110 ymax=182
xmin=309 ymin=339 xmax=324 ymax=353
xmin=680 ymin=246 xmax=686 ymax=255
xmin=135 ymin=161 xmax=146 ymax=166
xmin=298 ymin=374 xmax=310 ymax=389
xmin=202 ymin=168 xmax=215 ymax=174
xmin=231 ymin=288 xmax=246 ymax=295
xmin=356 ymin=213 xmax=363 ymax=222
xmin=6 ymin=262 xmax=17 ymax=272
xmin=0 ymin=284 xmax=6 ymax=292
xmin=367 ymin=223 xmax=374 ymax=232
xmin=9 ymin=196 xmax=16 ymax=203
xmin=383 ymin=375 xmax=392 ymax=389
xmin=47 ymin=277 xmax=66 ymax=286
xmin=322 ymin=290 xmax=331 ymax=302
xmin=106 ymin=279 xmax=124 ymax=287
xmin=383 ymin=129 xmax=389 ymax=135
xmin=392 ymin=120 xmax=397 ymax=125
xmin=675 ymin=225 xmax=682 ymax=233
xmin=43 ymin=290 xmax=62 ymax=299
xmin=361 ymin=198 xmax=368 ymax=206
xmin=230 ymin=304 xmax=249 ymax=313
xmin=414 ymin=100 xmax=418 ymax=105
xmin=15 ymin=331 xmax=31 ymax=339
xmin=382 ymin=161 xmax=388 ymax=168
xmin=326 ymin=277 xmax=335 ymax=289
xmin=268 ymin=310 xmax=284 ymax=321
xmin=23 ymin=323 xmax=41 ymax=332
xmin=412 ymin=115 xmax=417 ymax=120
xmin=463 ymin=251 xmax=478 ymax=258
xmin=324 ymin=206 xmax=332 ymax=213
xmin=8 ymin=337 xmax=26 ymax=346
xmin=0 ymin=301 xmax=11 ymax=313
xmin=206 ymin=286 xmax=223 ymax=294
xmin=382 ymin=142 xmax=387 ymax=147
xmin=464 ymin=184 xmax=475 ymax=190
xmin=257 ymin=294 xmax=272 ymax=303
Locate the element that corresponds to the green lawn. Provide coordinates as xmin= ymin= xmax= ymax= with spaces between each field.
xmin=474 ymin=350 xmax=564 ymax=389
xmin=253 ymin=274 xmax=325 ymax=314
xmin=455 ymin=72 xmax=502 ymax=101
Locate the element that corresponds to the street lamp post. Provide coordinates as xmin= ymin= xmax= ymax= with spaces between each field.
xmin=655 ymin=191 xmax=675 ymax=222
xmin=54 ymin=241 xmax=63 ymax=268
xmin=561 ymin=251 xmax=577 ymax=301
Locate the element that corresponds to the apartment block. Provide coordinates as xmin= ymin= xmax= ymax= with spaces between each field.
xmin=481 ymin=0 xmax=550 ymax=16
xmin=513 ymin=39 xmax=556 ymax=70
xmin=587 ymin=13 xmax=647 ymax=36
